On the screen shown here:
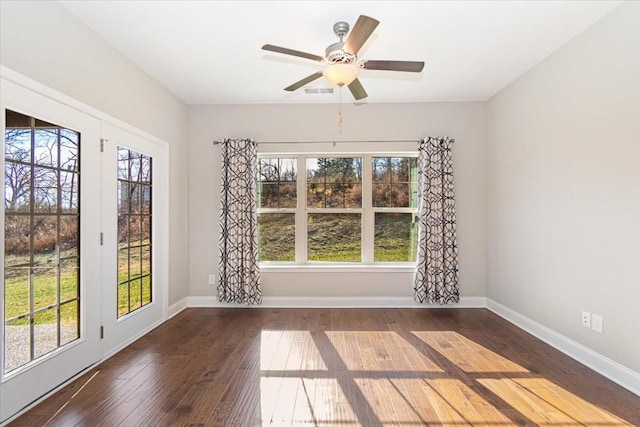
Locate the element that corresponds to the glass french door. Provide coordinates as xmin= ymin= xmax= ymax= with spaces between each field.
xmin=1 ymin=79 xmax=102 ymax=422
xmin=100 ymin=123 xmax=167 ymax=356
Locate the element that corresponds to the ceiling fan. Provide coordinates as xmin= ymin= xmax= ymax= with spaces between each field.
xmin=262 ymin=15 xmax=425 ymax=101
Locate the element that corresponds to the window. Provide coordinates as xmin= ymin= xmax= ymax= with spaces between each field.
xmin=117 ymin=147 xmax=152 ymax=317
xmin=257 ymin=154 xmax=418 ymax=264
xmin=4 ymin=110 xmax=80 ymax=372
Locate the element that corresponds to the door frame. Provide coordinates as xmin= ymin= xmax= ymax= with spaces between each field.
xmin=100 ymin=122 xmax=169 ymax=358
xmin=0 ymin=66 xmax=170 ymax=423
xmin=0 ymin=77 xmax=102 ymax=423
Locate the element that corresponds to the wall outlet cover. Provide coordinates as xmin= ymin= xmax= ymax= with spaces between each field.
xmin=581 ymin=311 xmax=591 ymax=328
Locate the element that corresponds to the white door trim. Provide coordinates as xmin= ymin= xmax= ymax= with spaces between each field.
xmin=0 ymin=66 xmax=170 ymax=423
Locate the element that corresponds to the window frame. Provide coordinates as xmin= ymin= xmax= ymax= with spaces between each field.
xmin=257 ymin=152 xmax=418 ymax=266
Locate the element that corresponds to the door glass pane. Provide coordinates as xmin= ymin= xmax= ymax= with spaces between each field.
xmin=117 ymin=147 xmax=152 ymax=318
xmin=60 ymin=300 xmax=79 ymax=345
xmin=3 ymin=110 xmax=81 ymax=374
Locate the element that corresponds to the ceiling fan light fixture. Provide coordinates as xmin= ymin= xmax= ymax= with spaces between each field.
xmin=322 ymin=63 xmax=360 ymax=87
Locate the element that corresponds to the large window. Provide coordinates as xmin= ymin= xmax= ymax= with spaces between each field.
xmin=257 ymin=154 xmax=417 ymax=264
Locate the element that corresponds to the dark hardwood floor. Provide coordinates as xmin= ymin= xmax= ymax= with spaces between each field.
xmin=8 ymin=308 xmax=640 ymax=426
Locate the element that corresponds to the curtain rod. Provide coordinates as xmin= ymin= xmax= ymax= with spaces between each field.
xmin=212 ymin=139 xmax=419 ymax=145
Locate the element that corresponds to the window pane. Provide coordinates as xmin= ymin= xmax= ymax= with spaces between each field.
xmin=141 ymin=245 xmax=151 ymax=276
xmin=34 ymin=307 xmax=58 ymax=358
xmin=141 ymin=275 xmax=152 ymax=305
xmin=59 ymin=129 xmax=79 ymax=171
xmin=130 ymin=278 xmax=142 ymax=311
xmin=60 ymin=300 xmax=79 ymax=346
xmin=307 ymin=158 xmax=362 ymax=208
xmin=5 ymin=161 xmax=31 ymax=212
xmin=4 ymin=267 xmax=30 ymax=319
xmin=372 ymin=157 xmax=417 ymax=208
xmin=33 ymin=215 xmax=57 ymax=261
xmin=308 ymin=213 xmax=361 ymax=262
xmin=258 ymin=158 xmax=297 ymax=208
xmin=4 ymin=111 xmax=31 ymax=162
xmin=60 ymin=171 xmax=79 ymax=213
xmin=60 ymin=258 xmax=79 ymax=302
xmin=258 ymin=213 xmax=295 ymax=261
xmin=4 ymin=215 xmax=30 ymax=263
xmin=374 ymin=213 xmax=417 ymax=262
xmin=33 ymin=167 xmax=58 ymax=213
xmin=34 ymin=128 xmax=58 ymax=168
xmin=258 ymin=183 xmax=279 ymax=208
xmin=33 ymin=267 xmax=56 ymax=311
xmin=4 ymin=318 xmax=31 ymax=372
xmin=118 ymin=282 xmax=129 ymax=317
xmin=60 ymin=216 xmax=78 ymax=255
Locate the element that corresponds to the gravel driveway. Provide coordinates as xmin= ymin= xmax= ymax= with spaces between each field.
xmin=4 ymin=324 xmax=79 ymax=372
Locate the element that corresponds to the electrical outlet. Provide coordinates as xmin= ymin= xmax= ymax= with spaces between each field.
xmin=591 ymin=314 xmax=603 ymax=334
xmin=581 ymin=311 xmax=591 ymax=328
xmin=208 ymin=274 xmax=216 ymax=285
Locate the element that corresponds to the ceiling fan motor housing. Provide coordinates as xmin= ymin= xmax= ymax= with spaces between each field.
xmin=325 ymin=42 xmax=358 ymax=64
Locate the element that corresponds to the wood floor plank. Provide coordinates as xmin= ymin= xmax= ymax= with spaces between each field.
xmin=7 ymin=308 xmax=640 ymax=427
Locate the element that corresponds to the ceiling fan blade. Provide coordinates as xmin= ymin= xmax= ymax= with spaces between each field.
xmin=262 ymin=44 xmax=324 ymax=62
xmin=363 ymin=60 xmax=425 ymax=72
xmin=347 ymin=78 xmax=368 ymax=100
xmin=284 ymin=72 xmax=324 ymax=91
xmin=343 ymin=15 xmax=380 ymax=55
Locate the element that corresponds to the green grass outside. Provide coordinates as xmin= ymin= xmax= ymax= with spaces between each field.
xmin=258 ymin=212 xmax=417 ymax=262
xmin=4 ymin=241 xmax=152 ymax=325
xmin=4 ymin=248 xmax=79 ymax=326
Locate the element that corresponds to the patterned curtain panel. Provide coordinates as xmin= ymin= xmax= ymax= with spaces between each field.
xmin=218 ymin=138 xmax=262 ymax=304
xmin=414 ymin=137 xmax=460 ymax=304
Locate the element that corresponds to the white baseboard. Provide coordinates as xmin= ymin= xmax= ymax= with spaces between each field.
xmin=183 ymin=295 xmax=487 ymax=308
xmin=168 ymin=297 xmax=188 ymax=318
xmin=487 ymin=299 xmax=640 ymax=396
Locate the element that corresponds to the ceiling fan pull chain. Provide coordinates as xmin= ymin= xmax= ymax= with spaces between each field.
xmin=338 ymin=86 xmax=343 ymax=133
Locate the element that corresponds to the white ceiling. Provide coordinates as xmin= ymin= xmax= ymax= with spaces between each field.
xmin=59 ymin=0 xmax=621 ymax=105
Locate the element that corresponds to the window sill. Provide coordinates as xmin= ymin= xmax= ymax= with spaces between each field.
xmin=259 ymin=263 xmax=416 ymax=273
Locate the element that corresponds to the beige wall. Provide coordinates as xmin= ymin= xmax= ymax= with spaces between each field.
xmin=0 ymin=1 xmax=190 ymax=304
xmin=188 ymin=102 xmax=486 ymax=300
xmin=486 ymin=1 xmax=640 ymax=372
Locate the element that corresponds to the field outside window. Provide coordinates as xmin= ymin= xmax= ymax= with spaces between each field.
xmin=257 ymin=154 xmax=417 ymax=265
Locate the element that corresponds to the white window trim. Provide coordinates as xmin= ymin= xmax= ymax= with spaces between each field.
xmin=257 ymin=152 xmax=418 ymax=267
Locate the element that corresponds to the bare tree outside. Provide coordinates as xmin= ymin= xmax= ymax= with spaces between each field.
xmin=3 ymin=110 xmax=80 ymax=373
xmin=117 ymin=147 xmax=152 ymax=317
xmin=257 ymin=155 xmax=418 ymax=263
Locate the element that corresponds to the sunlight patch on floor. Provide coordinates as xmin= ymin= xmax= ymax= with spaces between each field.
xmin=326 ymin=331 xmax=444 ymax=372
xmin=478 ymin=377 xmax=634 ymax=426
xmin=260 ymin=330 xmax=328 ymax=371
xmin=412 ymin=331 xmax=530 ymax=373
